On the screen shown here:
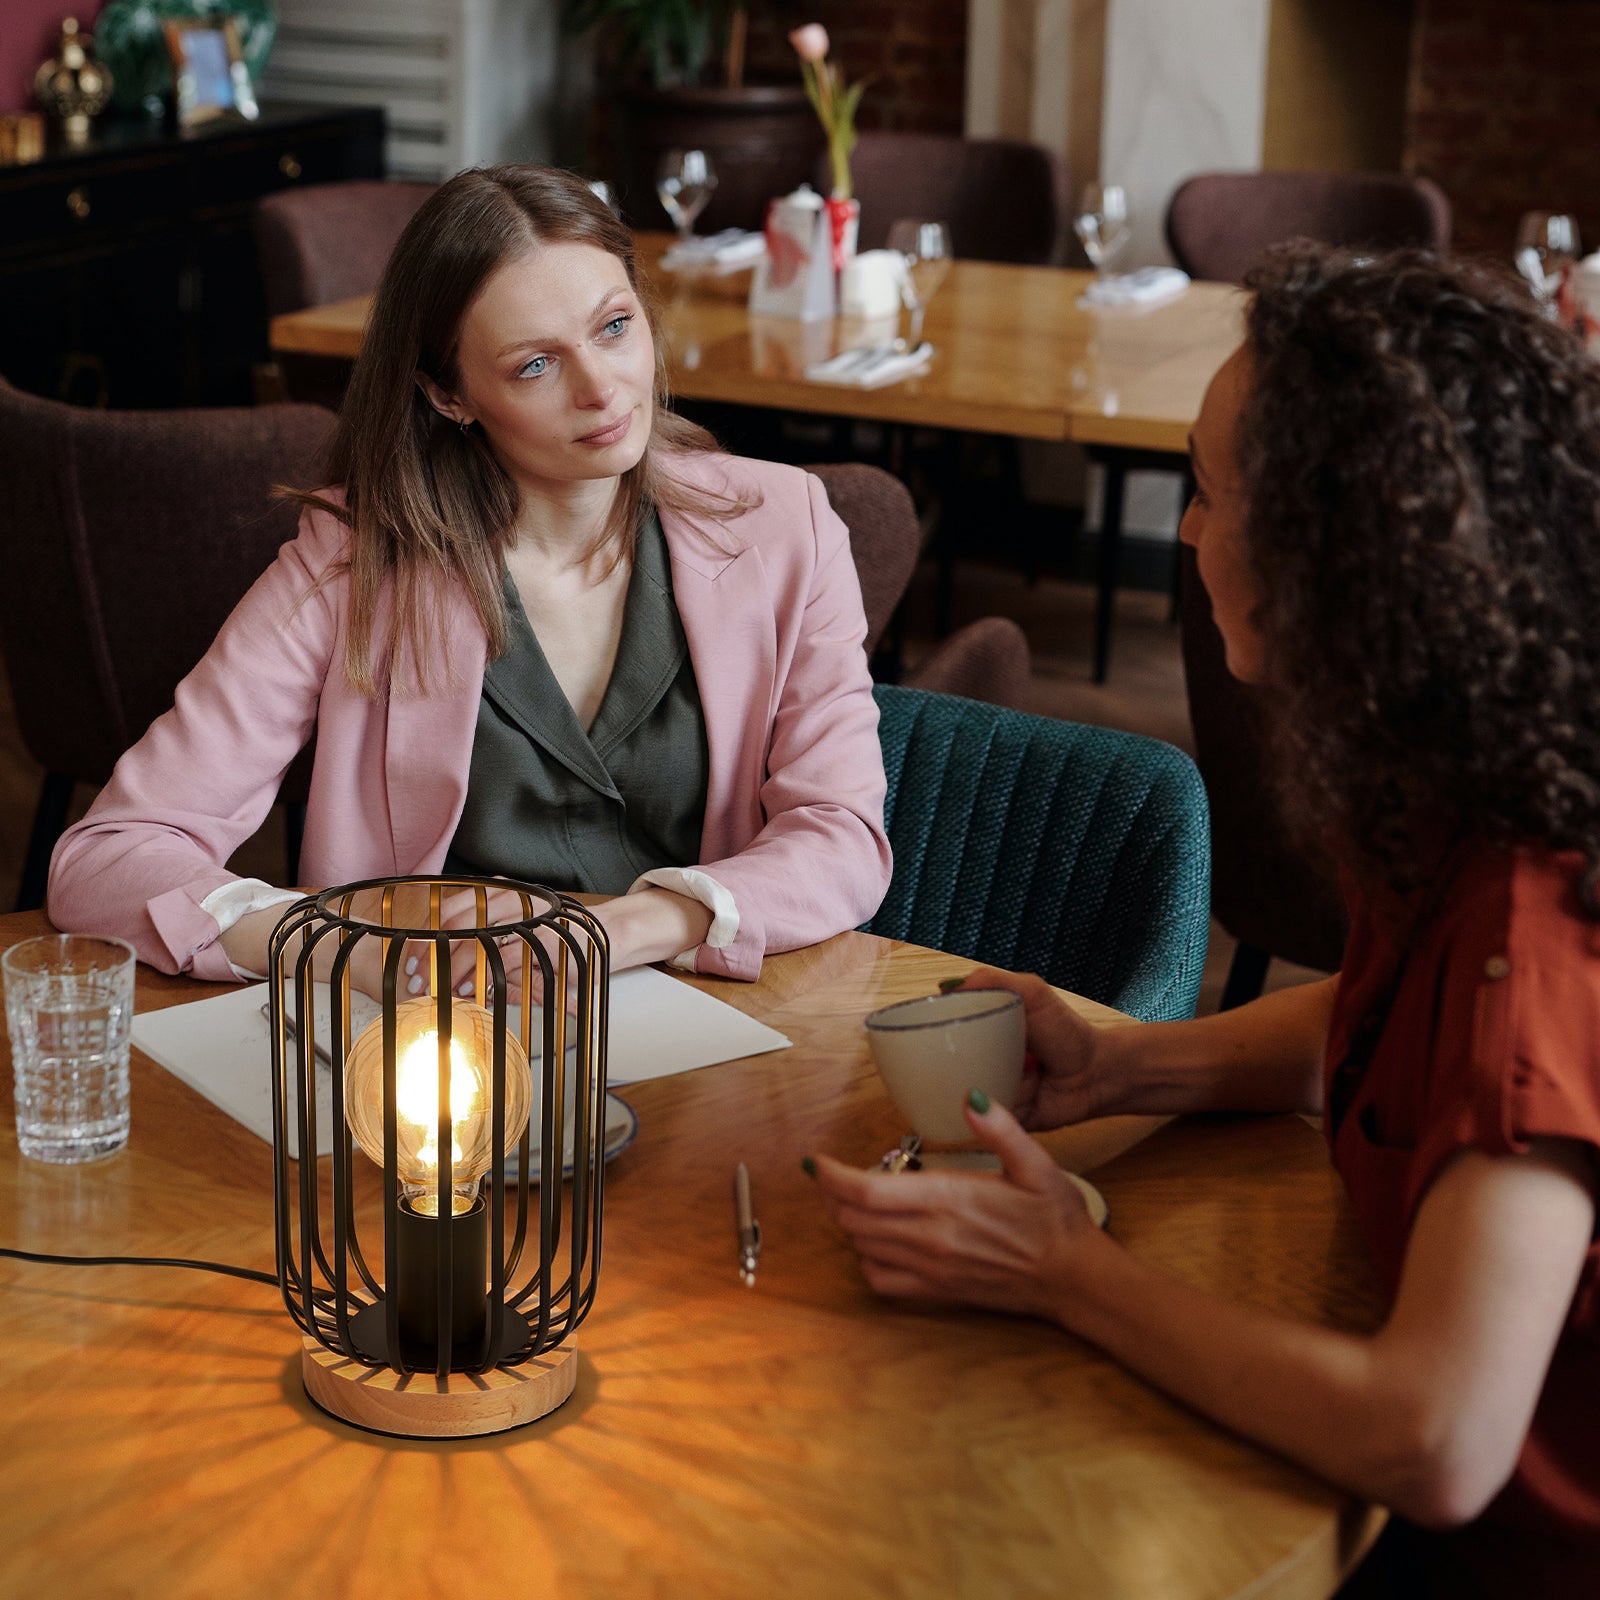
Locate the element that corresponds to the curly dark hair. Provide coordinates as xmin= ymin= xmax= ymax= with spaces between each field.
xmin=1238 ymin=244 xmax=1600 ymax=909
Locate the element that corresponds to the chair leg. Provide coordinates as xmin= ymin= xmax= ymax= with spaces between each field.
xmin=1219 ymin=941 xmax=1271 ymax=1011
xmin=932 ymin=509 xmax=958 ymax=640
xmin=1093 ymin=456 xmax=1127 ymax=684
xmin=870 ymin=596 xmax=908 ymax=684
xmin=284 ymin=801 xmax=307 ymax=888
xmin=1169 ymin=464 xmax=1195 ymax=624
xmin=15 ymin=771 xmax=75 ymax=912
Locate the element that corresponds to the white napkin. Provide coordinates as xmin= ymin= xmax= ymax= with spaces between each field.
xmin=805 ymin=341 xmax=934 ymax=388
xmin=1080 ymin=266 xmax=1191 ymax=309
xmin=660 ymin=229 xmax=768 ymax=273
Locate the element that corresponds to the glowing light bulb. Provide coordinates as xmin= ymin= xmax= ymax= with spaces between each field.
xmin=344 ymin=996 xmax=532 ymax=1213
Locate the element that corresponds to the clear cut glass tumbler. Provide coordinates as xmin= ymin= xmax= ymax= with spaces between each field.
xmin=3 ymin=934 xmax=136 ymax=1163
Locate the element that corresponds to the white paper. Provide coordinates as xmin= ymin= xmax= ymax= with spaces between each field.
xmin=601 ymin=966 xmax=790 ymax=1083
xmin=129 ymin=966 xmax=790 ymax=1152
xmin=660 ymin=228 xmax=767 ymax=274
xmin=805 ymin=341 xmax=933 ymax=388
xmin=1079 ymin=266 xmax=1191 ymax=310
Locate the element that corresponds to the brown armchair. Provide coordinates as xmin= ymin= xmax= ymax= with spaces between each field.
xmin=1178 ymin=543 xmax=1346 ymax=1006
xmin=254 ymin=179 xmax=436 ymax=317
xmin=253 ymin=179 xmax=435 ymax=406
xmin=0 ymin=379 xmax=337 ymax=909
xmin=1165 ymin=171 xmax=1452 ymax=285
xmin=811 ymin=463 xmax=1031 ymax=709
xmin=819 ymin=133 xmax=1068 ymax=264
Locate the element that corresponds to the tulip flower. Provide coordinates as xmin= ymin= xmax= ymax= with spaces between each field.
xmin=789 ymin=24 xmax=866 ymax=199
xmin=788 ymin=23 xmax=830 ymax=62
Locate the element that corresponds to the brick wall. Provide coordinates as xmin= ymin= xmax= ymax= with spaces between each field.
xmin=743 ymin=0 xmax=968 ymax=134
xmin=1406 ymin=0 xmax=1600 ymax=257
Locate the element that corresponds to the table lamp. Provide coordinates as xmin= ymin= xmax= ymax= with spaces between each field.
xmin=267 ymin=877 xmax=609 ymax=1438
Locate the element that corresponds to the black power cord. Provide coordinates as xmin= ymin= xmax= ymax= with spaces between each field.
xmin=0 ymin=1245 xmax=277 ymax=1287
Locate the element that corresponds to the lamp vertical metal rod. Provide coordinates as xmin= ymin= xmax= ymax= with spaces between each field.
xmin=381 ymin=934 xmax=405 ymax=1374
xmin=434 ymin=924 xmax=454 ymax=1379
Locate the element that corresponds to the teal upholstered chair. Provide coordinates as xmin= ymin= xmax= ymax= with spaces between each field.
xmin=867 ymin=685 xmax=1210 ymax=1021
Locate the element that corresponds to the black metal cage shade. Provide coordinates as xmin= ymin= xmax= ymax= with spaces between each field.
xmin=266 ymin=876 xmax=610 ymax=1387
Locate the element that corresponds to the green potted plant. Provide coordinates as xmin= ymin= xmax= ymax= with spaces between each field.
xmin=563 ymin=0 xmax=747 ymax=91
xmin=563 ymin=0 xmax=822 ymax=232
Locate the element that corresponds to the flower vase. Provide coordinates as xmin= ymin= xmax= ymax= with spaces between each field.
xmin=825 ymin=196 xmax=860 ymax=275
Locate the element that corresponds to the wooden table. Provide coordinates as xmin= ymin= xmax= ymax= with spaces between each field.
xmin=0 ymin=911 xmax=1383 ymax=1599
xmin=269 ymin=233 xmax=1243 ymax=454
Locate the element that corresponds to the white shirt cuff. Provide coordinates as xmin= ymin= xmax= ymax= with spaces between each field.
xmin=199 ymin=879 xmax=303 ymax=982
xmin=627 ymin=867 xmax=739 ymax=971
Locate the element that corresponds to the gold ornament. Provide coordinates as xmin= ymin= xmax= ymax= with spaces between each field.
xmin=34 ymin=19 xmax=113 ymax=146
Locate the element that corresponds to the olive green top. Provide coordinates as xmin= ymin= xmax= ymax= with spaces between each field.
xmin=445 ymin=509 xmax=710 ymax=893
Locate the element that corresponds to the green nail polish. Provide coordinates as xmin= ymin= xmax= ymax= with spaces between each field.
xmin=968 ymin=1088 xmax=991 ymax=1114
xmin=801 ymin=1156 xmax=816 ymax=1177
xmin=939 ymin=976 xmax=965 ymax=993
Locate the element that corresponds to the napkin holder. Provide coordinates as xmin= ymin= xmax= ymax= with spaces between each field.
xmin=749 ymin=186 xmax=837 ymax=322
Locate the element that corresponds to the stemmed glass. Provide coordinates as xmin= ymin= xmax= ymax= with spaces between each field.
xmin=1515 ymin=211 xmax=1581 ymax=313
xmin=1074 ymin=182 xmax=1130 ymax=278
xmin=657 ymin=149 xmax=717 ymax=242
xmin=887 ymin=218 xmax=951 ymax=347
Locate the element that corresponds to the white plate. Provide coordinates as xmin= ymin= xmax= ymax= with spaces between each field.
xmin=498 ymin=1091 xmax=636 ymax=1183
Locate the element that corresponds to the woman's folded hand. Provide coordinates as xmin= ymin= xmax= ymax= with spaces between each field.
xmin=809 ymin=1096 xmax=1105 ymax=1322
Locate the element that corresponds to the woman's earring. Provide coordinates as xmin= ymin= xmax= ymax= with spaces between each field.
xmin=457 ymin=417 xmax=471 ymax=434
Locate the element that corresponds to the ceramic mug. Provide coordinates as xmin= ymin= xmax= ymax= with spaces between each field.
xmin=839 ymin=249 xmax=907 ymax=319
xmin=864 ymin=989 xmax=1025 ymax=1144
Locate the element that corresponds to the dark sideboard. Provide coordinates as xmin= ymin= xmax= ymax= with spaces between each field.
xmin=0 ymin=104 xmax=383 ymax=409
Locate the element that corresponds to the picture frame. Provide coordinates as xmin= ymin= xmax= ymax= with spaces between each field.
xmin=162 ymin=17 xmax=258 ymax=128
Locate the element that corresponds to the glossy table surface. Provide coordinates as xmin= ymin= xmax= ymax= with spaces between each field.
xmin=268 ymin=233 xmax=1244 ymax=452
xmin=0 ymin=911 xmax=1382 ymax=1599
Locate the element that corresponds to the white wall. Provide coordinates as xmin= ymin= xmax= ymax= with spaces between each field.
xmin=1100 ymin=0 xmax=1270 ymax=266
xmin=265 ymin=0 xmax=562 ymax=181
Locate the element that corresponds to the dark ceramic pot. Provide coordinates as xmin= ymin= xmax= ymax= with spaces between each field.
xmin=615 ymin=85 xmax=824 ymax=234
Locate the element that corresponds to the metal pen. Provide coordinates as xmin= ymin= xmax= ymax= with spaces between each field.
xmin=734 ymin=1162 xmax=761 ymax=1286
xmin=262 ymin=1002 xmax=332 ymax=1075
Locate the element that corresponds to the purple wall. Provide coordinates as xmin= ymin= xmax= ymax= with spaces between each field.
xmin=3 ymin=2 xmax=105 ymax=113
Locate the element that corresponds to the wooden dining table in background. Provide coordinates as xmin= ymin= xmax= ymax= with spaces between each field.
xmin=0 ymin=906 xmax=1384 ymax=1599
xmin=268 ymin=232 xmax=1243 ymax=454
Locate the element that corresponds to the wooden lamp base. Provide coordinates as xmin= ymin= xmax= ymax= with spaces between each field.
xmin=301 ymin=1337 xmax=578 ymax=1438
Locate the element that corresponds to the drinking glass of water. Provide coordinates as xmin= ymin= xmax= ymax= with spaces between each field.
xmin=1515 ymin=211 xmax=1581 ymax=312
xmin=4 ymin=934 xmax=135 ymax=1163
xmin=1074 ymin=182 xmax=1131 ymax=278
xmin=657 ymin=149 xmax=717 ymax=241
xmin=886 ymin=218 xmax=951 ymax=346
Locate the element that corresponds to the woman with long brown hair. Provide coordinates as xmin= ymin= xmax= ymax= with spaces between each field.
xmin=814 ymin=245 xmax=1600 ymax=1596
xmin=48 ymin=165 xmax=891 ymax=994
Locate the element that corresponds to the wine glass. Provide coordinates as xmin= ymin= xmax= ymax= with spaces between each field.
xmin=1515 ymin=211 xmax=1580 ymax=312
xmin=657 ymin=149 xmax=717 ymax=242
xmin=887 ymin=218 xmax=951 ymax=347
xmin=1074 ymin=182 xmax=1130 ymax=278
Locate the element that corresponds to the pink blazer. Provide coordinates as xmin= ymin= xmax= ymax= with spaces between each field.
xmin=48 ymin=452 xmax=892 ymax=982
